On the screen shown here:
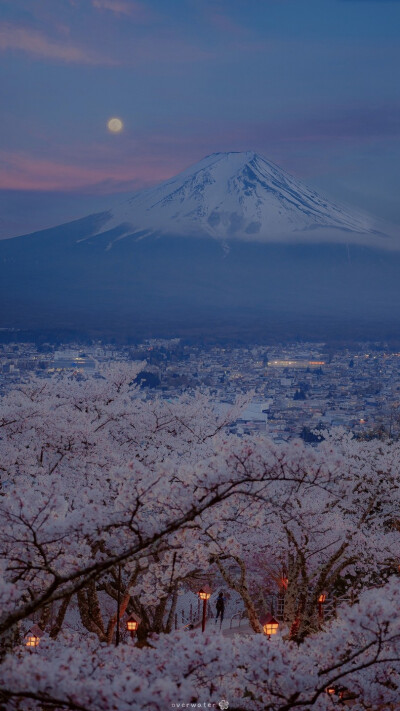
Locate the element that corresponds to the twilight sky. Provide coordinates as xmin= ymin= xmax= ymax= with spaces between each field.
xmin=1 ymin=0 xmax=400 ymax=237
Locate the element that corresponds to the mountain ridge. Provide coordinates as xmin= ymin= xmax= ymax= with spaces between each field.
xmin=95 ymin=151 xmax=389 ymax=248
xmin=0 ymin=151 xmax=399 ymax=341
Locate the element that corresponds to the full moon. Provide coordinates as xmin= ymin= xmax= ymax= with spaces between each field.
xmin=107 ymin=117 xmax=123 ymax=133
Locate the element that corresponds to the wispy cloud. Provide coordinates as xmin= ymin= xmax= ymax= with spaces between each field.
xmin=0 ymin=149 xmax=177 ymax=192
xmin=91 ymin=0 xmax=148 ymax=17
xmin=0 ymin=22 xmax=118 ymax=64
xmin=1 ymin=101 xmax=398 ymax=193
xmin=280 ymin=104 xmax=400 ymax=143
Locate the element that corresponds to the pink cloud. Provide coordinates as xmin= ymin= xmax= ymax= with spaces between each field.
xmin=2 ymin=101 xmax=395 ymax=193
xmin=0 ymin=22 xmax=118 ymax=65
xmin=0 ymin=150 xmax=181 ymax=192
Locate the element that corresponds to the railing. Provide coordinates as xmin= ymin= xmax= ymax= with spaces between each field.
xmin=175 ymin=603 xmax=213 ymax=630
xmin=230 ymin=610 xmax=247 ymax=629
xmin=265 ymin=592 xmax=354 ymax=624
xmin=174 ymin=589 xmax=354 ymax=633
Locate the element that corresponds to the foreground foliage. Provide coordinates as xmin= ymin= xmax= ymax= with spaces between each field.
xmin=0 ymin=367 xmax=400 ymax=709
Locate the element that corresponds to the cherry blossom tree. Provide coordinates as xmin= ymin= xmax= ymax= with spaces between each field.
xmin=200 ymin=433 xmax=400 ymax=640
xmin=0 ymin=367 xmax=300 ymax=644
xmin=2 ymin=579 xmax=400 ymax=710
xmin=1 ymin=368 xmax=400 ymax=709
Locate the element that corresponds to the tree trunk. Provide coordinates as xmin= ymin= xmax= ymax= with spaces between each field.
xmin=39 ymin=603 xmax=52 ymax=631
xmin=50 ymin=594 xmax=72 ymax=639
xmin=152 ymin=596 xmax=168 ymax=634
xmin=165 ymin=583 xmax=179 ymax=633
xmin=106 ymin=588 xmax=131 ymax=644
xmin=215 ymin=556 xmax=262 ymax=633
xmin=77 ymin=585 xmax=107 ymax=642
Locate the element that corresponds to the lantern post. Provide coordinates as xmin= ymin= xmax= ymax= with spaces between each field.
xmin=198 ymin=585 xmax=212 ymax=633
xmin=126 ymin=614 xmax=141 ymax=640
xmin=260 ymin=613 xmax=279 ymax=639
xmin=318 ymin=593 xmax=326 ymax=622
xmin=116 ymin=562 xmax=122 ymax=647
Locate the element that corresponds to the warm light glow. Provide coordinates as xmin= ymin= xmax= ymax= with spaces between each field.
xmin=126 ymin=618 xmax=139 ymax=632
xmin=318 ymin=594 xmax=326 ymax=603
xmin=268 ymin=360 xmax=325 ymax=368
xmin=198 ymin=588 xmax=211 ymax=600
xmin=260 ymin=613 xmax=279 ymax=636
xmin=326 ymin=687 xmax=336 ymax=695
xmin=263 ymin=620 xmax=279 ymax=636
xmin=107 ymin=117 xmax=124 ymax=133
xmin=26 ymin=635 xmax=40 ymax=648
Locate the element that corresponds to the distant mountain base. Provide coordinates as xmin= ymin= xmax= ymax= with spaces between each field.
xmin=1 ymin=316 xmax=399 ymax=347
xmin=1 ymin=219 xmax=400 ymax=344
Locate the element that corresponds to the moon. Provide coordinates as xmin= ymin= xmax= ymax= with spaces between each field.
xmin=107 ymin=117 xmax=124 ymax=133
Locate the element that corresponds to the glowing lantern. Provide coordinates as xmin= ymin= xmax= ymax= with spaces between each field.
xmin=25 ymin=624 xmax=42 ymax=648
xmin=126 ymin=614 xmax=140 ymax=638
xmin=198 ymin=585 xmax=211 ymax=600
xmin=318 ymin=592 xmax=327 ymax=621
xmin=26 ymin=634 xmax=40 ymax=648
xmin=260 ymin=613 xmax=279 ymax=637
xmin=326 ymin=687 xmax=336 ymax=695
xmin=198 ymin=585 xmax=212 ymax=633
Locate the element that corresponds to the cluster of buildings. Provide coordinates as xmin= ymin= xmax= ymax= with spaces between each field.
xmin=1 ymin=338 xmax=399 ymax=441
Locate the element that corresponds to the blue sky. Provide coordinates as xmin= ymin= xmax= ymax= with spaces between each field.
xmin=1 ymin=0 xmax=400 ymax=236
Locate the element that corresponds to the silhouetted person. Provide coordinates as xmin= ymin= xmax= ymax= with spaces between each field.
xmin=215 ymin=592 xmax=225 ymax=626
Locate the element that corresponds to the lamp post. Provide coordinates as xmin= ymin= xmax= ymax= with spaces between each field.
xmin=318 ymin=593 xmax=326 ymax=622
xmin=126 ymin=614 xmax=141 ymax=640
xmin=116 ymin=562 xmax=122 ymax=647
xmin=198 ymin=585 xmax=212 ymax=633
xmin=260 ymin=613 xmax=279 ymax=639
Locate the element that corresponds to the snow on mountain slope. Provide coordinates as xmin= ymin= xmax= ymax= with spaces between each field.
xmin=100 ymin=151 xmax=387 ymax=246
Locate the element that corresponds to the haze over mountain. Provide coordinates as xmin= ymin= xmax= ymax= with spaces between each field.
xmin=0 ymin=152 xmax=399 ymax=342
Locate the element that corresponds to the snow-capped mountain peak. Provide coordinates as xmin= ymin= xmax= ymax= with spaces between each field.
xmin=102 ymin=151 xmax=384 ymax=245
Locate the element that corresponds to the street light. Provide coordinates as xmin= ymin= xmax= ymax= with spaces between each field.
xmin=116 ymin=562 xmax=122 ymax=647
xmin=126 ymin=614 xmax=141 ymax=639
xmin=25 ymin=625 xmax=42 ymax=648
xmin=260 ymin=613 xmax=279 ymax=638
xmin=318 ymin=593 xmax=327 ymax=621
xmin=198 ymin=585 xmax=212 ymax=633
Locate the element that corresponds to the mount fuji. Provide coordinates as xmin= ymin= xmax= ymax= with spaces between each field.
xmin=91 ymin=151 xmax=385 ymax=247
xmin=0 ymin=151 xmax=399 ymax=341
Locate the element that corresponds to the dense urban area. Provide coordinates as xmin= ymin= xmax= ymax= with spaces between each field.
xmin=2 ymin=337 xmax=399 ymax=441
